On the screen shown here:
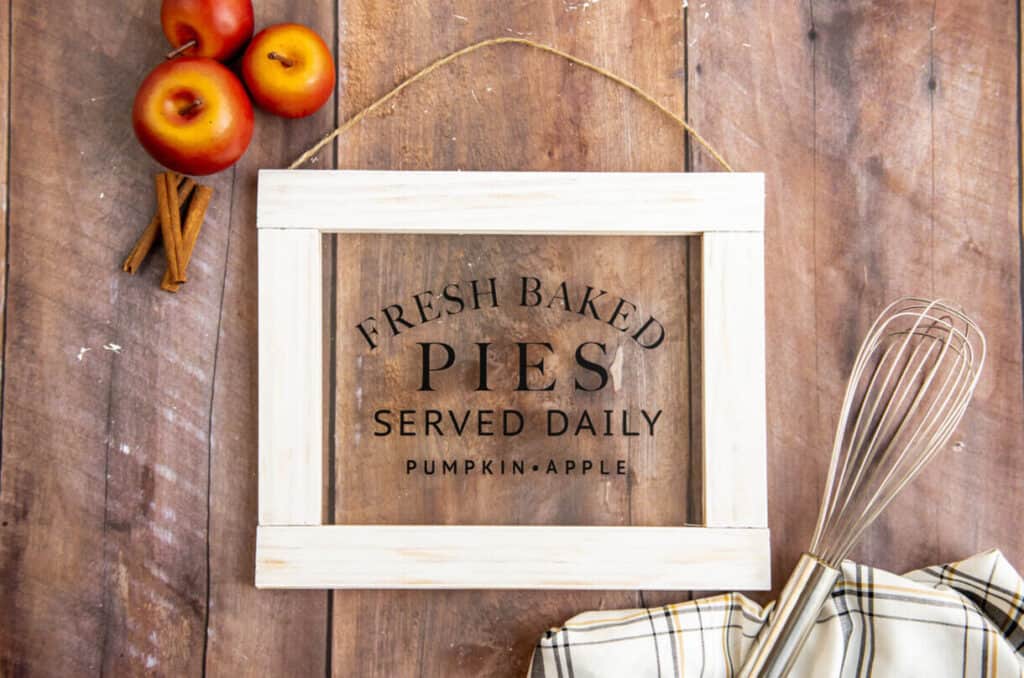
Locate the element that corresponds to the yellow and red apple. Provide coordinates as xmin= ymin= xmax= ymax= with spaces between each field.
xmin=132 ymin=57 xmax=254 ymax=175
xmin=161 ymin=0 xmax=254 ymax=61
xmin=241 ymin=23 xmax=335 ymax=119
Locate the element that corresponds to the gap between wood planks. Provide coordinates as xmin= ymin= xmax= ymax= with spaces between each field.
xmin=200 ymin=166 xmax=238 ymax=675
xmin=0 ymin=0 xmax=13 ymax=486
xmin=325 ymin=1 xmax=340 ymax=675
xmin=1018 ymin=0 xmax=1024 ymax=401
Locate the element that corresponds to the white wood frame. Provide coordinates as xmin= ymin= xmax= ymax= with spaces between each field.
xmin=256 ymin=170 xmax=768 ymax=590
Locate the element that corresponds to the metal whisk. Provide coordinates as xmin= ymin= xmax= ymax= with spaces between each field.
xmin=740 ymin=297 xmax=986 ymax=678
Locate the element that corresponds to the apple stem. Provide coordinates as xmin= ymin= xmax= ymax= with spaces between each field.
xmin=268 ymin=51 xmax=295 ymax=68
xmin=166 ymin=39 xmax=198 ymax=60
xmin=179 ymin=98 xmax=203 ymax=116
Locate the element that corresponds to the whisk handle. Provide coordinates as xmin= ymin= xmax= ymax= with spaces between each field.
xmin=739 ymin=553 xmax=840 ymax=678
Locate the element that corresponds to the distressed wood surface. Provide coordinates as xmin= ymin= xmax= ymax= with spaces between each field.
xmin=1 ymin=1 xmax=1022 ymax=678
xmin=203 ymin=3 xmax=335 ymax=675
xmin=0 ymin=0 xmax=8 ymax=391
xmin=1 ymin=2 xmax=224 ymax=674
xmin=689 ymin=0 xmax=1023 ymax=598
xmin=0 ymin=2 xmax=331 ymax=676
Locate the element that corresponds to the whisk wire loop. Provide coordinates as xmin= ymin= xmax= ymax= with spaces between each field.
xmin=809 ymin=298 xmax=984 ymax=567
xmin=742 ymin=297 xmax=984 ymax=678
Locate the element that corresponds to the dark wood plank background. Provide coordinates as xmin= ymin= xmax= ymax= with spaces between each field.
xmin=1 ymin=1 xmax=1021 ymax=676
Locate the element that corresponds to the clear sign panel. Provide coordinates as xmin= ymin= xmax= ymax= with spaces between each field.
xmin=323 ymin=233 xmax=701 ymax=527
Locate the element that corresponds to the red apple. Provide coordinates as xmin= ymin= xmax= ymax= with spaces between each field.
xmin=132 ymin=57 xmax=254 ymax=176
xmin=161 ymin=0 xmax=254 ymax=61
xmin=241 ymin=23 xmax=334 ymax=118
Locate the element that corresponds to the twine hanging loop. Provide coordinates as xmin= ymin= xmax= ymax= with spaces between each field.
xmin=289 ymin=36 xmax=733 ymax=172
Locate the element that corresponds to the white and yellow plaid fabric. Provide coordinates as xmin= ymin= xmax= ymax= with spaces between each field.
xmin=530 ymin=550 xmax=1024 ymax=677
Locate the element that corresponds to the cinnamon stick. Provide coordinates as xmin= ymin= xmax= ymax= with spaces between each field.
xmin=161 ymin=184 xmax=214 ymax=293
xmin=156 ymin=174 xmax=187 ymax=284
xmin=122 ymin=175 xmax=195 ymax=273
xmin=164 ymin=173 xmax=187 ymax=284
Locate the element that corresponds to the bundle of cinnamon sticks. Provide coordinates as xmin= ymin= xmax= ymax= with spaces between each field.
xmin=122 ymin=172 xmax=214 ymax=292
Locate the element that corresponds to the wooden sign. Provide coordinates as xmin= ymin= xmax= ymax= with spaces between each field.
xmin=255 ymin=170 xmax=769 ymax=590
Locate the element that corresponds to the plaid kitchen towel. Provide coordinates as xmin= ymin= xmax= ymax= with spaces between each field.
xmin=530 ymin=550 xmax=1024 ymax=677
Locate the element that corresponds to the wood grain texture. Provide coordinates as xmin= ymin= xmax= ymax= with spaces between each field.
xmin=689 ymin=0 xmax=1023 ymax=601
xmin=0 ymin=0 xmax=8 ymax=393
xmin=702 ymin=231 xmax=767 ymax=528
xmin=0 ymin=2 xmax=230 ymax=674
xmin=1 ymin=0 xmax=1021 ymax=676
xmin=258 ymin=229 xmax=323 ymax=526
xmin=807 ymin=1 xmax=1023 ymax=576
xmin=327 ymin=1 xmax=691 ymax=675
xmin=876 ymin=0 xmax=1023 ymax=573
xmin=0 ymin=1 xmax=332 ymax=675
xmin=258 ymin=169 xmax=765 ymax=233
xmin=256 ymin=525 xmax=770 ymax=590
xmin=203 ymin=3 xmax=333 ymax=676
xmin=687 ymin=2 xmax=820 ymax=602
